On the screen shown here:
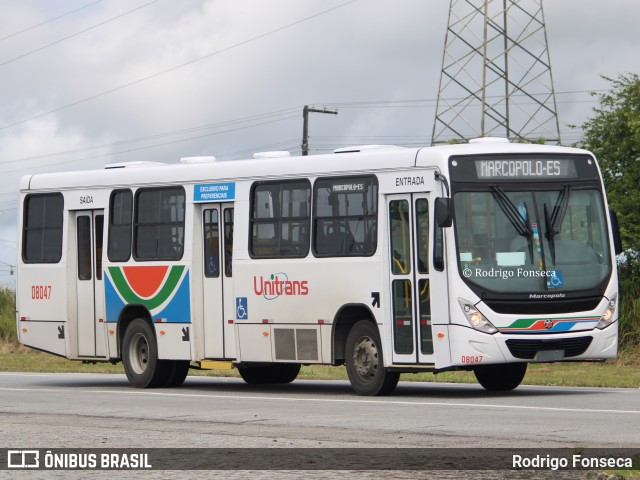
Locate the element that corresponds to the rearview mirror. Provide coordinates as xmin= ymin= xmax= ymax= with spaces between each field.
xmin=435 ymin=197 xmax=453 ymax=228
xmin=609 ymin=209 xmax=623 ymax=255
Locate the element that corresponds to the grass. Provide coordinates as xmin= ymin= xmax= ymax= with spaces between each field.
xmin=1 ymin=345 xmax=639 ymax=388
xmin=2 ymin=284 xmax=640 ymax=388
xmin=0 ymin=289 xmax=16 ymax=344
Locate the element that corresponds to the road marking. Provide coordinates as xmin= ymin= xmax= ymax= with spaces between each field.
xmin=0 ymin=385 xmax=638 ymax=416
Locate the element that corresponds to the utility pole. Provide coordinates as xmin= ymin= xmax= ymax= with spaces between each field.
xmin=302 ymin=105 xmax=338 ymax=156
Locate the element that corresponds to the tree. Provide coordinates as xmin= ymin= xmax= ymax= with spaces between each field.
xmin=578 ymin=74 xmax=640 ymax=348
xmin=578 ymin=73 xmax=640 ymax=267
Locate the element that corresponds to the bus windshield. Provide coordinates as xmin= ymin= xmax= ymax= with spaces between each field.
xmin=453 ymin=188 xmax=611 ymax=293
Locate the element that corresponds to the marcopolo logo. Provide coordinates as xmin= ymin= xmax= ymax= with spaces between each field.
xmin=253 ymin=272 xmax=309 ymax=300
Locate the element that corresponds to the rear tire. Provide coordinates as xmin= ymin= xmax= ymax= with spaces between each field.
xmin=161 ymin=360 xmax=190 ymax=388
xmin=122 ymin=318 xmax=166 ymax=388
xmin=474 ymin=363 xmax=527 ymax=391
xmin=238 ymin=364 xmax=301 ymax=385
xmin=345 ymin=320 xmax=399 ymax=396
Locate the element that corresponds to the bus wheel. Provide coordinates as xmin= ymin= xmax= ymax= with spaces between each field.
xmin=122 ymin=319 xmax=165 ymax=388
xmin=473 ymin=363 xmax=527 ymax=391
xmin=276 ymin=364 xmax=301 ymax=383
xmin=345 ymin=320 xmax=399 ymax=396
xmin=161 ymin=360 xmax=190 ymax=388
xmin=238 ymin=364 xmax=301 ymax=384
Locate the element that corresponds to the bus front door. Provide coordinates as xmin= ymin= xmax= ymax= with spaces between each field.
xmin=73 ymin=210 xmax=106 ymax=358
xmin=201 ymin=204 xmax=236 ymax=359
xmin=387 ymin=194 xmax=437 ymax=365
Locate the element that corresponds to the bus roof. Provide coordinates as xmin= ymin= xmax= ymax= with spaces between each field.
xmin=21 ymin=140 xmax=593 ymax=191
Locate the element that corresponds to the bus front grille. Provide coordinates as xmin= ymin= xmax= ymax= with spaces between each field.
xmin=505 ymin=336 xmax=593 ymax=360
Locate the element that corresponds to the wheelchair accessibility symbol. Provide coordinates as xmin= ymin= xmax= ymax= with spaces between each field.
xmin=236 ymin=297 xmax=248 ymax=320
xmin=547 ymin=270 xmax=564 ymax=289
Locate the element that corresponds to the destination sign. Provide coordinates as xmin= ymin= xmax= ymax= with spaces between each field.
xmin=332 ymin=182 xmax=365 ymax=192
xmin=448 ymin=154 xmax=599 ymax=184
xmin=475 ymin=159 xmax=578 ymax=179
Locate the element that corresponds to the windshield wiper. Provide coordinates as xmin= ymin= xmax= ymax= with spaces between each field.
xmin=491 ymin=186 xmax=534 ymax=261
xmin=544 ymin=185 xmax=572 ymax=265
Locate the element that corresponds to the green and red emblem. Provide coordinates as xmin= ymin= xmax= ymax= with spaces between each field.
xmin=104 ymin=265 xmax=191 ymax=323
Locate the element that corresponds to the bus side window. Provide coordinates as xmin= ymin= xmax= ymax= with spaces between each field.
xmin=108 ymin=189 xmax=133 ymax=262
xmin=415 ymin=198 xmax=429 ymax=273
xmin=224 ymin=208 xmax=234 ymax=277
xmin=249 ymin=180 xmax=310 ymax=258
xmin=433 ymin=222 xmax=444 ymax=271
xmin=389 ymin=200 xmax=410 ymax=274
xmin=203 ymin=209 xmax=220 ymax=278
xmin=77 ymin=215 xmax=92 ymax=280
xmin=313 ymin=176 xmax=378 ymax=257
xmin=133 ymin=187 xmax=185 ymax=261
xmin=22 ymin=193 xmax=64 ymax=263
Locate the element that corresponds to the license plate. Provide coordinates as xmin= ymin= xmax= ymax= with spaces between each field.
xmin=534 ymin=350 xmax=565 ymax=361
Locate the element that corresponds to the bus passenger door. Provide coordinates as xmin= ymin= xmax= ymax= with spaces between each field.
xmin=74 ymin=210 xmax=106 ymax=358
xmin=201 ymin=204 xmax=235 ymax=359
xmin=387 ymin=194 xmax=435 ymax=365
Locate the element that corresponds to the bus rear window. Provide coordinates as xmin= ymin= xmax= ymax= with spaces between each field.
xmin=22 ymin=193 xmax=64 ymax=263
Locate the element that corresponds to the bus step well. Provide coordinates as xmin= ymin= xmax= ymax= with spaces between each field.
xmin=199 ymin=360 xmax=234 ymax=370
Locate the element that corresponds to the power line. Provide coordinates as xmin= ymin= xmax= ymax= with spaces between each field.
xmin=0 ymin=89 xmax=601 ymax=166
xmin=216 ymin=138 xmax=301 ymax=159
xmin=0 ymin=114 xmax=300 ymax=175
xmin=0 ymin=90 xmax=601 ymax=180
xmin=0 ymin=107 xmax=300 ymax=166
xmin=320 ymin=89 xmax=607 ymax=109
xmin=0 ymin=0 xmax=358 ymax=131
xmin=0 ymin=0 xmax=161 ymax=68
xmin=0 ymin=0 xmax=102 ymax=43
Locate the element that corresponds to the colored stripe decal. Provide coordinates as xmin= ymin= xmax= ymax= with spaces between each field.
xmin=123 ymin=265 xmax=169 ymax=298
xmin=108 ymin=265 xmax=185 ymax=311
xmin=498 ymin=316 xmax=599 ymax=332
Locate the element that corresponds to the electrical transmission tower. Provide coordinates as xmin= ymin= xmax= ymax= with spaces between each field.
xmin=432 ymin=0 xmax=561 ymax=144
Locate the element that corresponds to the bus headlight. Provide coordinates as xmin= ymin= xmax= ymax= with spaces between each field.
xmin=458 ymin=299 xmax=498 ymax=334
xmin=596 ymin=295 xmax=617 ymax=330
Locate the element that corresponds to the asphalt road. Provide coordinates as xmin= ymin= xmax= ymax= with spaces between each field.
xmin=0 ymin=372 xmax=638 ymax=478
xmin=1 ymin=372 xmax=638 ymax=447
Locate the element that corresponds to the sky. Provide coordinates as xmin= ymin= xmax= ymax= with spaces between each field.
xmin=0 ymin=0 xmax=639 ymax=286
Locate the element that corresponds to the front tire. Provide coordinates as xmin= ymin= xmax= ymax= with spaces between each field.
xmin=122 ymin=318 xmax=166 ymax=388
xmin=345 ymin=320 xmax=399 ymax=396
xmin=474 ymin=363 xmax=527 ymax=391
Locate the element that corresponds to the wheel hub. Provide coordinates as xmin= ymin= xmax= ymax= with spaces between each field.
xmin=353 ymin=336 xmax=378 ymax=378
xmin=129 ymin=333 xmax=149 ymax=375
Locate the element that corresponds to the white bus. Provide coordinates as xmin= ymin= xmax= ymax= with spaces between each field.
xmin=16 ymin=138 xmax=622 ymax=395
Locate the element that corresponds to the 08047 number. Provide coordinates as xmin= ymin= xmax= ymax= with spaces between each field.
xmin=31 ymin=285 xmax=52 ymax=300
xmin=461 ymin=355 xmax=483 ymax=364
